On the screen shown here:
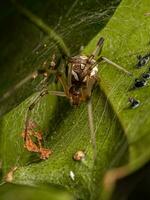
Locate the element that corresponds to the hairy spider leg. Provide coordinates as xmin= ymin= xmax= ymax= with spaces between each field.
xmin=100 ymin=56 xmax=132 ymax=76
xmin=0 ymin=71 xmax=38 ymax=104
xmin=23 ymin=55 xmax=69 ymax=159
xmin=67 ymin=63 xmax=72 ymax=88
xmin=82 ymin=38 xmax=104 ymax=161
xmin=92 ymin=37 xmax=104 ymax=57
xmin=86 ymin=75 xmax=98 ymax=161
xmin=24 ymin=89 xmax=67 ymax=157
xmin=82 ymin=37 xmax=104 ymax=75
xmin=88 ymin=37 xmax=104 ymax=63
xmin=23 ymin=87 xmax=66 ymax=159
xmin=49 ymin=54 xmax=69 ymax=95
xmin=0 ymin=61 xmax=57 ymax=104
xmin=87 ymin=98 xmax=97 ymax=161
xmin=88 ymin=37 xmax=132 ymax=76
xmin=83 ymin=37 xmax=131 ymax=161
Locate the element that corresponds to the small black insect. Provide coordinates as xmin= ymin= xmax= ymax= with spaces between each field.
xmin=128 ymin=97 xmax=140 ymax=109
xmin=136 ymin=54 xmax=150 ymax=68
xmin=142 ymin=72 xmax=150 ymax=79
xmin=134 ymin=78 xmax=147 ymax=88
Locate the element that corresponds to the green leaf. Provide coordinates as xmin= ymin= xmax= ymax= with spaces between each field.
xmin=1 ymin=0 xmax=150 ymax=199
xmin=0 ymin=183 xmax=74 ymax=200
xmin=84 ymin=0 xmax=150 ymax=198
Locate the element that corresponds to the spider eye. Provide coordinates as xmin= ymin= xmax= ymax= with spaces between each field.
xmin=80 ymin=64 xmax=85 ymax=70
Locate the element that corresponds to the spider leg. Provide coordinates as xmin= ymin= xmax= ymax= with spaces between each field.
xmin=0 ymin=71 xmax=38 ymax=103
xmin=23 ymin=56 xmax=69 ymax=159
xmin=87 ymin=98 xmax=97 ymax=161
xmin=100 ymin=56 xmax=132 ymax=76
xmin=87 ymin=37 xmax=132 ymax=76
xmin=92 ymin=37 xmax=104 ymax=57
xmin=88 ymin=37 xmax=104 ymax=61
xmin=23 ymin=88 xmax=50 ymax=159
xmin=0 ymin=66 xmax=57 ymax=104
xmin=67 ymin=63 xmax=72 ymax=88
xmin=84 ymin=37 xmax=104 ymax=73
xmin=56 ymin=73 xmax=69 ymax=96
xmin=83 ymin=75 xmax=97 ymax=161
xmin=50 ymin=54 xmax=69 ymax=95
xmin=23 ymin=88 xmax=66 ymax=159
xmin=0 ymin=53 xmax=68 ymax=106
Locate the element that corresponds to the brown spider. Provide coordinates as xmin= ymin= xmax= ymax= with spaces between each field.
xmin=17 ymin=37 xmax=131 ymax=160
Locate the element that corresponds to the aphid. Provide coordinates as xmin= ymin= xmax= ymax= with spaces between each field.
xmin=136 ymin=54 xmax=150 ymax=68
xmin=141 ymin=68 xmax=150 ymax=80
xmin=73 ymin=150 xmax=85 ymax=161
xmin=134 ymin=78 xmax=147 ymax=88
xmin=3 ymin=37 xmax=131 ymax=160
xmin=142 ymin=72 xmax=150 ymax=79
xmin=128 ymin=97 xmax=140 ymax=109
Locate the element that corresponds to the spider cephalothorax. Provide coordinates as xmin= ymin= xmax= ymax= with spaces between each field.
xmin=69 ymin=55 xmax=98 ymax=83
xmin=68 ymin=55 xmax=98 ymax=105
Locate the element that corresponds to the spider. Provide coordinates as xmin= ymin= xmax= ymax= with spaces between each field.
xmin=10 ymin=37 xmax=131 ymax=160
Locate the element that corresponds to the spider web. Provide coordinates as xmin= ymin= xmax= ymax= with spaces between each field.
xmin=0 ymin=0 xmax=121 ymax=116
